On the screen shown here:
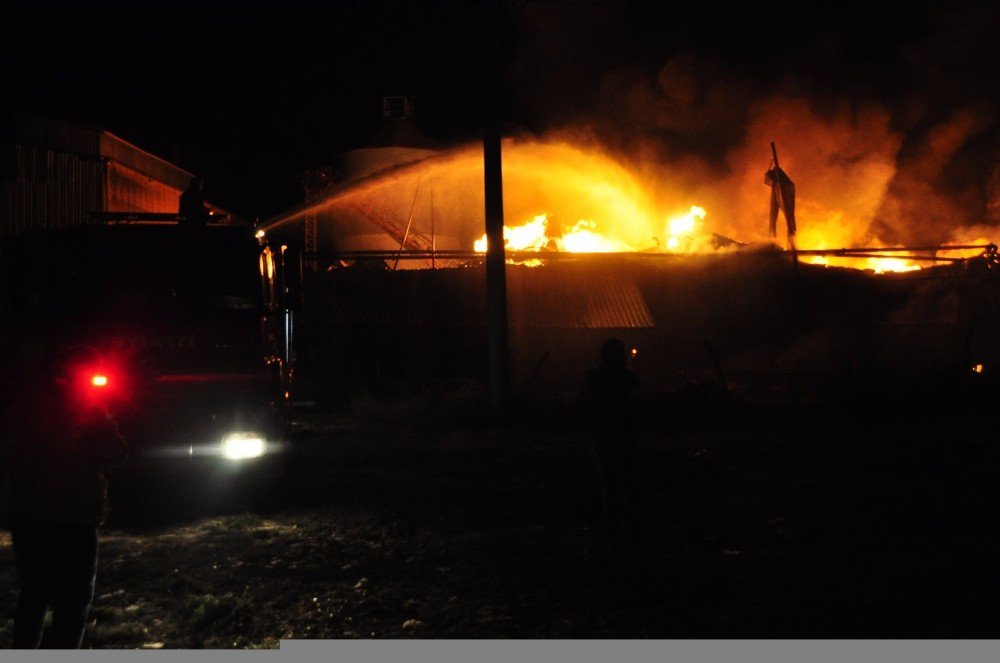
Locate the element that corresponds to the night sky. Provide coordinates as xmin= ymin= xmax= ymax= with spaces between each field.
xmin=4 ymin=0 xmax=998 ymax=222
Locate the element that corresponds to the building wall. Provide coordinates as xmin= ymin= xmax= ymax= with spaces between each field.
xmin=1 ymin=116 xmax=192 ymax=248
xmin=1 ymin=142 xmax=104 ymax=239
xmin=106 ymin=160 xmax=182 ymax=214
xmin=298 ymin=254 xmax=1000 ymax=406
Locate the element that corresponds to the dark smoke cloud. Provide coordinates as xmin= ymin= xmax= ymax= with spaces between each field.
xmin=594 ymin=53 xmax=755 ymax=162
xmin=507 ymin=0 xmax=1000 ymax=247
xmin=875 ymin=107 xmax=994 ymax=245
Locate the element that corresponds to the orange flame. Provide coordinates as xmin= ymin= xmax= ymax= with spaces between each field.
xmin=664 ymin=205 xmax=707 ymax=250
xmin=270 ymin=131 xmax=994 ymax=275
xmin=561 ymin=220 xmax=637 ymax=252
xmin=474 ymin=206 xmax=713 ymax=256
xmin=474 ymin=214 xmax=638 ymax=254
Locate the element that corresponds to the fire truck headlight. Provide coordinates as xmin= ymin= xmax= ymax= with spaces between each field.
xmin=222 ymin=433 xmax=266 ymax=460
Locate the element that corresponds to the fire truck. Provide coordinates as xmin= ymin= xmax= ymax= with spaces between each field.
xmin=0 ymin=216 xmax=296 ymax=479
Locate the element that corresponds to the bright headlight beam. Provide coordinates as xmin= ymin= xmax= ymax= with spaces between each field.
xmin=222 ymin=433 xmax=265 ymax=460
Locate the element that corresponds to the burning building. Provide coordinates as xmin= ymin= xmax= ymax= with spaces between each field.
xmin=265 ymin=134 xmax=1000 ymax=403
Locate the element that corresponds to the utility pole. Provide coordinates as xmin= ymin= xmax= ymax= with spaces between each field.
xmin=483 ymin=0 xmax=509 ymax=419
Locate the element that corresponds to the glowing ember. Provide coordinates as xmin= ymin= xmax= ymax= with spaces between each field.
xmin=806 ymin=252 xmax=923 ymax=272
xmin=869 ymin=258 xmax=922 ymax=274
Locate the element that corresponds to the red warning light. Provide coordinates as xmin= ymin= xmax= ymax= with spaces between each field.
xmin=55 ymin=346 xmax=129 ymax=407
xmin=74 ymin=364 xmax=125 ymax=403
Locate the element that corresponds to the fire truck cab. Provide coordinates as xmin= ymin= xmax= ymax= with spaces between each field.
xmin=1 ymin=218 xmax=295 ymax=477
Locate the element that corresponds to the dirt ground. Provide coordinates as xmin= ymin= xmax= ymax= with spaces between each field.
xmin=1 ymin=388 xmax=999 ymax=647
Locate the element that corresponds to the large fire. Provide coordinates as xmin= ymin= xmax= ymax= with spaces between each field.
xmin=470 ymin=202 xmax=990 ymax=274
xmin=266 ymin=134 xmax=995 ymax=275
xmin=473 ymin=205 xmax=708 ymax=256
xmin=807 ymin=255 xmax=922 ymax=274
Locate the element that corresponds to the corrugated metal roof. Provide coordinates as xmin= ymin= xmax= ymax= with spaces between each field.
xmin=98 ymin=131 xmax=192 ymax=191
xmin=319 ymin=261 xmax=655 ymax=330
xmin=507 ymin=262 xmax=654 ymax=328
xmin=2 ymin=117 xmax=196 ymax=244
xmin=12 ymin=116 xmax=192 ymax=189
xmin=106 ymin=160 xmax=183 ymax=214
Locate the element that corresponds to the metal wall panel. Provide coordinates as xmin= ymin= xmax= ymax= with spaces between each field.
xmin=1 ymin=117 xmax=191 ymax=248
xmin=100 ymin=132 xmax=192 ymax=191
xmin=106 ymin=160 xmax=182 ymax=214
xmin=14 ymin=115 xmax=101 ymax=155
xmin=1 ymin=144 xmax=104 ymax=243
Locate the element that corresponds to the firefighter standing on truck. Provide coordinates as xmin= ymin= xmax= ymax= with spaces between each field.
xmin=179 ymin=175 xmax=210 ymax=226
xmin=0 ymin=344 xmax=128 ymax=649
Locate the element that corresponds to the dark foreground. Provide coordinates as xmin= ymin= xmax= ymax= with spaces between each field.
xmin=1 ymin=396 xmax=998 ymax=646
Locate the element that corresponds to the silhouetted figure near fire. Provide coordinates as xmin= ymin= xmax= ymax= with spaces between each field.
xmin=1 ymin=344 xmax=128 ymax=648
xmin=179 ymin=175 xmax=210 ymax=226
xmin=585 ymin=338 xmax=641 ymax=541
xmin=765 ymin=142 xmax=797 ymax=250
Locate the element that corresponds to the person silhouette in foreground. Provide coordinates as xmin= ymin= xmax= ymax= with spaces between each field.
xmin=178 ymin=175 xmax=210 ymax=226
xmin=1 ymin=344 xmax=128 ymax=648
xmin=584 ymin=338 xmax=641 ymax=541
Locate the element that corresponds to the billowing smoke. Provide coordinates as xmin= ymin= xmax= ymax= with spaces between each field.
xmin=874 ymin=107 xmax=994 ymax=245
xmin=717 ymin=95 xmax=902 ymax=248
xmin=269 ymin=4 xmax=998 ymax=259
xmin=507 ymin=2 xmax=999 ymax=252
xmin=565 ymin=51 xmax=997 ymax=250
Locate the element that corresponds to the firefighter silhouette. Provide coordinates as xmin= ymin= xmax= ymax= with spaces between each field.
xmin=179 ymin=175 xmax=210 ymax=226
xmin=765 ymin=143 xmax=797 ymax=250
xmin=584 ymin=337 xmax=641 ymax=539
xmin=1 ymin=344 xmax=128 ymax=648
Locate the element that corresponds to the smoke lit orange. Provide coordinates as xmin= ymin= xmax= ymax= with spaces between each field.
xmin=264 ymin=133 xmax=994 ymax=274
